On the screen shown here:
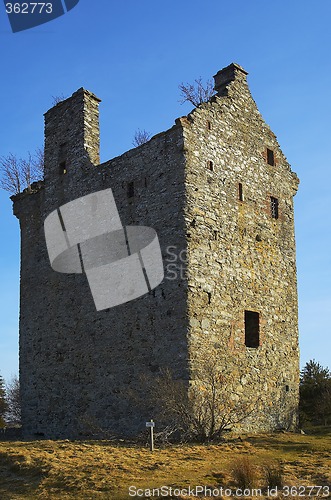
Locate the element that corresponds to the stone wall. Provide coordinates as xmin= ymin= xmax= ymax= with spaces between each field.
xmin=183 ymin=64 xmax=299 ymax=431
xmin=12 ymin=63 xmax=300 ymax=438
xmin=13 ymin=91 xmax=190 ymax=438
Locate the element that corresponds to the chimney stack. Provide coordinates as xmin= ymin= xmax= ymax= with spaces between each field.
xmin=44 ymin=88 xmax=101 ymax=183
xmin=213 ymin=63 xmax=248 ymax=95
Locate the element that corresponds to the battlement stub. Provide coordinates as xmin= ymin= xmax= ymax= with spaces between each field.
xmin=213 ymin=62 xmax=248 ymax=94
xmin=44 ymin=88 xmax=101 ymax=181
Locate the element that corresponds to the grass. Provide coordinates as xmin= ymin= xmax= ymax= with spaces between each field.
xmin=262 ymin=461 xmax=284 ymax=489
xmin=0 ymin=430 xmax=330 ymax=499
xmin=231 ymin=456 xmax=257 ymax=489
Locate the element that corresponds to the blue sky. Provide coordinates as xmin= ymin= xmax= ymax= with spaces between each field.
xmin=0 ymin=0 xmax=330 ymax=381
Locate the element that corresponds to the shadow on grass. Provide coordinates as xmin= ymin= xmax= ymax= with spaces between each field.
xmin=245 ymin=435 xmax=316 ymax=453
xmin=0 ymin=451 xmax=48 ymax=499
xmin=301 ymin=425 xmax=331 ymax=436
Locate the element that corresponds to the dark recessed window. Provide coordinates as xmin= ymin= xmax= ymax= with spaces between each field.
xmin=238 ymin=183 xmax=243 ymax=201
xmin=245 ymin=310 xmax=260 ymax=348
xmin=127 ymin=181 xmax=134 ymax=198
xmin=59 ymin=161 xmax=67 ymax=175
xmin=207 ymin=120 xmax=212 ymax=130
xmin=59 ymin=142 xmax=67 ymax=174
xmin=207 ymin=160 xmax=214 ymax=171
xmin=59 ymin=142 xmax=67 ymax=155
xmin=270 ymin=197 xmax=279 ymax=219
xmin=267 ymin=148 xmax=275 ymax=166
xmin=285 ymin=385 xmax=290 ymax=392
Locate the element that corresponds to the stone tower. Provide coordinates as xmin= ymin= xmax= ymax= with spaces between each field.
xmin=12 ymin=63 xmax=300 ymax=439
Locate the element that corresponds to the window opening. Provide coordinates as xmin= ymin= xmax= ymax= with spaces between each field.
xmin=58 ymin=142 xmax=68 ymax=174
xmin=207 ymin=160 xmax=214 ymax=171
xmin=238 ymin=183 xmax=243 ymax=201
xmin=59 ymin=161 xmax=67 ymax=175
xmin=270 ymin=197 xmax=279 ymax=219
xmin=127 ymin=181 xmax=134 ymax=198
xmin=245 ymin=310 xmax=260 ymax=348
xmin=267 ymin=148 xmax=275 ymax=166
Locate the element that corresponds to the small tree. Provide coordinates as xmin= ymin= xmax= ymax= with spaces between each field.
xmin=132 ymin=129 xmax=152 ymax=147
xmin=5 ymin=376 xmax=21 ymax=426
xmin=32 ymin=147 xmax=44 ymax=179
xmin=151 ymin=349 xmax=257 ymax=442
xmin=0 ymin=148 xmax=44 ymax=195
xmin=316 ymin=384 xmax=331 ymax=426
xmin=0 ymin=375 xmax=7 ymax=428
xmin=179 ymin=77 xmax=215 ymax=107
xmin=300 ymin=360 xmax=331 ymax=426
xmin=0 ymin=153 xmax=22 ymax=195
xmin=52 ymin=94 xmax=67 ymax=106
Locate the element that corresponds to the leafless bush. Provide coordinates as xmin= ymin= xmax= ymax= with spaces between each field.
xmin=132 ymin=129 xmax=152 ymax=147
xmin=179 ymin=77 xmax=215 ymax=107
xmin=33 ymin=147 xmax=45 ymax=179
xmin=0 ymin=154 xmax=22 ymax=194
xmin=52 ymin=94 xmax=67 ymax=106
xmin=0 ymin=148 xmax=44 ymax=195
xmin=0 ymin=375 xmax=7 ymax=428
xmin=150 ymin=349 xmax=257 ymax=442
xmin=5 ymin=376 xmax=21 ymax=426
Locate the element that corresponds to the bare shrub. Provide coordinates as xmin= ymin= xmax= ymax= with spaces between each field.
xmin=231 ymin=457 xmax=257 ymax=490
xmin=132 ymin=129 xmax=152 ymax=147
xmin=32 ymin=147 xmax=45 ymax=179
xmin=0 ymin=374 xmax=7 ymax=428
xmin=5 ymin=376 xmax=21 ymax=426
xmin=149 ymin=348 xmax=257 ymax=442
xmin=0 ymin=148 xmax=44 ymax=195
xmin=179 ymin=77 xmax=215 ymax=107
xmin=0 ymin=154 xmax=22 ymax=194
xmin=52 ymin=94 xmax=67 ymax=106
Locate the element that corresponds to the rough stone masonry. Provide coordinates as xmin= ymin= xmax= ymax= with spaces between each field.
xmin=12 ymin=63 xmax=300 ymax=438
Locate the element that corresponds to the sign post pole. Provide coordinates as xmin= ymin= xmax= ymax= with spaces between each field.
xmin=146 ymin=419 xmax=155 ymax=451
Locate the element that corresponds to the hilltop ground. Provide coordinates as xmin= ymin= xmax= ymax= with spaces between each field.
xmin=0 ymin=428 xmax=330 ymax=499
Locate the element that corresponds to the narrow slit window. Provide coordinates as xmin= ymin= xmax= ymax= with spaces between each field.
xmin=245 ymin=310 xmax=260 ymax=348
xmin=207 ymin=160 xmax=214 ymax=171
xmin=207 ymin=120 xmax=212 ymax=130
xmin=270 ymin=197 xmax=279 ymax=219
xmin=59 ymin=161 xmax=67 ymax=175
xmin=127 ymin=181 xmax=134 ymax=198
xmin=267 ymin=148 xmax=275 ymax=166
xmin=58 ymin=142 xmax=68 ymax=174
xmin=238 ymin=183 xmax=243 ymax=201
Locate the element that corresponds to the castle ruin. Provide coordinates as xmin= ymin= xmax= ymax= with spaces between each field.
xmin=12 ymin=63 xmax=300 ymax=438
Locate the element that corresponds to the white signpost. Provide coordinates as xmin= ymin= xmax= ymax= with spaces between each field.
xmin=146 ymin=419 xmax=155 ymax=451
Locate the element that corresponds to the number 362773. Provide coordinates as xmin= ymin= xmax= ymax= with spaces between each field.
xmin=6 ymin=3 xmax=53 ymax=14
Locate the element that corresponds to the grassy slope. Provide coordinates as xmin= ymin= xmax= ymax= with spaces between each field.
xmin=0 ymin=430 xmax=330 ymax=499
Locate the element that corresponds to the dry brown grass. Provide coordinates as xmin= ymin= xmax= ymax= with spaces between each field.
xmin=231 ymin=456 xmax=258 ymax=490
xmin=0 ymin=430 xmax=330 ymax=499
